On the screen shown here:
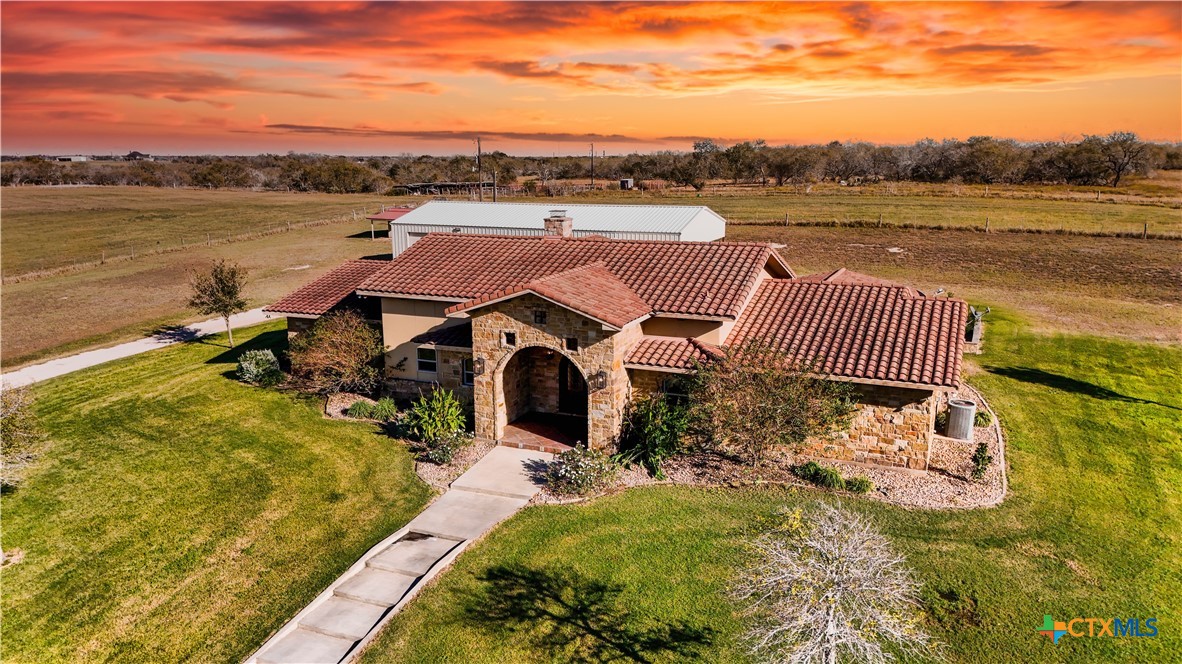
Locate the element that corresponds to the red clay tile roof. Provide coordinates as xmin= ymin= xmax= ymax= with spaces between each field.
xmin=795 ymin=268 xmax=918 ymax=295
xmin=411 ymin=322 xmax=473 ymax=349
xmin=264 ymin=259 xmax=387 ymax=316
xmin=625 ymin=336 xmax=723 ymax=372
xmin=366 ymin=207 xmax=415 ymax=221
xmin=358 ymin=234 xmax=792 ymax=319
xmin=727 ymin=280 xmax=967 ymax=389
xmin=445 ymin=262 xmax=652 ymax=329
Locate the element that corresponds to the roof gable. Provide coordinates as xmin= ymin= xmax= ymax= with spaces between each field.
xmin=445 ymin=262 xmax=651 ymax=329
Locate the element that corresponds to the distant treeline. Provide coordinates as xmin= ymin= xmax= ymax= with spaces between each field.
xmin=3 ymin=132 xmax=1178 ymax=193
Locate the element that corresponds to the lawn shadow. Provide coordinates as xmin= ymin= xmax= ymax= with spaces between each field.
xmin=204 ymin=330 xmax=288 ymax=365
xmin=986 ymin=366 xmax=1180 ymax=411
xmin=346 ymin=229 xmax=390 ymax=239
xmin=361 ymin=252 xmax=393 ymax=261
xmin=463 ymin=563 xmax=714 ymax=663
xmin=148 ymin=324 xmax=202 ymax=344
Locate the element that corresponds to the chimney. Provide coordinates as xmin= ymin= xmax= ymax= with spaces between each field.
xmin=543 ymin=209 xmax=573 ymax=238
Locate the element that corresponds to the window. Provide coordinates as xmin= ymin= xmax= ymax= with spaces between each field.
xmin=502 ymin=331 xmax=517 ymax=347
xmin=416 ymin=347 xmax=438 ymax=373
xmin=533 ymin=310 xmax=548 ymax=325
xmin=660 ymin=376 xmax=691 ymax=405
xmin=565 ymin=337 xmax=579 ymax=351
xmin=462 ymin=358 xmax=475 ymax=386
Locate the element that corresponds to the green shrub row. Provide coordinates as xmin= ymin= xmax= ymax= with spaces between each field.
xmin=793 ymin=461 xmax=873 ymax=494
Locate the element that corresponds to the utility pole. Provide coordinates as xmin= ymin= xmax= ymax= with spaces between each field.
xmin=589 ymin=142 xmax=595 ymax=190
xmin=476 ymin=137 xmax=483 ymax=202
xmin=492 ymin=168 xmax=498 ymax=202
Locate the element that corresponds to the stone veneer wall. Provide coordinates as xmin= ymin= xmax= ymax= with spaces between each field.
xmin=629 ymin=369 xmax=937 ymax=471
xmin=471 ymin=293 xmax=641 ymax=450
xmin=807 ymin=384 xmax=937 ymax=470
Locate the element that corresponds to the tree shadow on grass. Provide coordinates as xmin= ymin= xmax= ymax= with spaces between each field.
xmin=986 ymin=366 xmax=1180 ymax=411
xmin=149 ymin=324 xmax=203 ymax=344
xmin=204 ymin=330 xmax=288 ymax=365
xmin=463 ymin=563 xmax=714 ymax=663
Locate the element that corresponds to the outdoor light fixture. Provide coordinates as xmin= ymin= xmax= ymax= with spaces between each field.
xmin=473 ymin=357 xmax=485 ymax=376
xmin=589 ymin=370 xmax=608 ymax=392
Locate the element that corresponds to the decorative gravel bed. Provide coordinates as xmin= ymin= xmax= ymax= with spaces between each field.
xmin=534 ymin=382 xmax=1007 ymax=510
xmin=324 ymin=392 xmax=373 ymax=419
xmin=414 ymin=436 xmax=496 ymax=490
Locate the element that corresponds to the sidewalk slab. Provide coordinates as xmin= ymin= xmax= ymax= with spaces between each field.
xmin=449 ymin=446 xmax=553 ymax=499
xmin=367 ymin=536 xmax=458 ymax=576
xmin=299 ymin=596 xmax=388 ymax=641
xmin=406 ymin=490 xmax=528 ymax=541
xmin=256 ymin=628 xmax=354 ymax=664
xmin=334 ymin=568 xmax=418 ymax=607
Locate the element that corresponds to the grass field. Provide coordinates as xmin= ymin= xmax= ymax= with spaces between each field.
xmin=0 ymin=322 xmax=433 ymax=662
xmin=360 ymin=312 xmax=1182 ymax=663
xmin=0 ymin=187 xmax=388 ymax=276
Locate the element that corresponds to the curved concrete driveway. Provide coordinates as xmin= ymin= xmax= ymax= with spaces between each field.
xmin=1 ymin=308 xmax=274 ymax=387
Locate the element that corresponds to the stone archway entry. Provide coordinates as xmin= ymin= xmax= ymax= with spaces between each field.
xmin=558 ymin=356 xmax=588 ymax=416
xmin=497 ymin=346 xmax=589 ymax=452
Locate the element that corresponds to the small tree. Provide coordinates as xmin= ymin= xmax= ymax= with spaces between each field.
xmin=1 ymin=385 xmax=47 ymax=488
xmin=733 ymin=502 xmax=937 ymax=664
xmin=187 ymin=259 xmax=248 ymax=347
xmin=288 ymin=310 xmax=383 ymax=394
xmin=687 ymin=341 xmax=855 ymax=466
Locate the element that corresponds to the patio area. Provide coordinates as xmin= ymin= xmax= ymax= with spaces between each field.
xmin=501 ymin=413 xmax=586 ymax=454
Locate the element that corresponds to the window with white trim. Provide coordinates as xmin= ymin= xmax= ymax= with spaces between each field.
xmin=417 ymin=347 xmax=438 ymax=373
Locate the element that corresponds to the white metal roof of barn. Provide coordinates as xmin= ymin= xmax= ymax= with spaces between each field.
xmin=393 ymin=201 xmax=725 ymax=235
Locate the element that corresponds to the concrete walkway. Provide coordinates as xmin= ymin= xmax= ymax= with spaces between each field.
xmin=1 ymin=308 xmax=274 ymax=387
xmin=248 ymin=446 xmax=552 ymax=664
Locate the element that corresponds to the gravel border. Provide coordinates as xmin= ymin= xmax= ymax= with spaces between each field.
xmin=413 ymin=436 xmax=496 ymax=490
xmin=532 ymin=382 xmax=1008 ymax=510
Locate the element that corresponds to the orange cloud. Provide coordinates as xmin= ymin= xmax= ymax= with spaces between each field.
xmin=1 ymin=1 xmax=1178 ymax=154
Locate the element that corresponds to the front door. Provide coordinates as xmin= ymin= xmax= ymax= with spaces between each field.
xmin=558 ymin=357 xmax=588 ymax=416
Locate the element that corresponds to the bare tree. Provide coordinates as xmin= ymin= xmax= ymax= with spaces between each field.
xmin=687 ymin=341 xmax=855 ymax=466
xmin=1098 ymin=131 xmax=1150 ymax=187
xmin=1 ymin=385 xmax=47 ymax=487
xmin=187 ymin=259 xmax=248 ymax=347
xmin=733 ymin=502 xmax=937 ymax=664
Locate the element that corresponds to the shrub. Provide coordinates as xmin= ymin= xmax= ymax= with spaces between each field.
xmin=616 ymin=393 xmax=688 ymax=479
xmin=793 ymin=461 xmax=846 ymax=490
xmin=544 ymin=447 xmax=619 ymax=496
xmin=236 ymin=349 xmax=283 ymax=387
xmin=846 ymin=476 xmax=874 ymax=494
xmin=346 ymin=400 xmax=376 ymax=419
xmin=935 ymin=409 xmax=949 ymax=433
xmin=371 ymin=397 xmax=399 ymax=422
xmin=971 ymin=442 xmax=993 ymax=481
xmin=687 ymin=341 xmax=856 ymax=466
xmin=973 ymin=409 xmax=993 ymax=427
xmin=288 ymin=310 xmax=383 ymax=394
xmin=404 ymin=389 xmax=468 ymax=464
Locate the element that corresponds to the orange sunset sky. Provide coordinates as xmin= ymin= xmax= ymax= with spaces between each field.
xmin=2 ymin=1 xmax=1179 ymax=155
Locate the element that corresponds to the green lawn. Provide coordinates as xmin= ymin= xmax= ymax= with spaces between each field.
xmin=361 ymin=312 xmax=1181 ymax=663
xmin=0 ymin=321 xmax=433 ymax=663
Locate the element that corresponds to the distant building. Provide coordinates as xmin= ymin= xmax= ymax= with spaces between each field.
xmin=125 ymin=151 xmax=153 ymax=161
xmin=378 ymin=201 xmax=728 ymax=257
xmin=56 ymin=155 xmax=89 ymax=162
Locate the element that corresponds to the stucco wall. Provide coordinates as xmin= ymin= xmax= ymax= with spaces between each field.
xmin=379 ymin=297 xmax=464 ymax=380
xmin=640 ymin=317 xmax=725 ymax=343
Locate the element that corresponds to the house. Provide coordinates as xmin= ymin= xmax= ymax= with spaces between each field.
xmin=266 ymin=211 xmax=966 ymax=471
xmin=379 ymin=201 xmax=726 ymax=257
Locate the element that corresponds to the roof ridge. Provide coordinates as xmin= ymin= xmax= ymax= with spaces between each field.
xmin=414 ymin=231 xmax=777 ymax=249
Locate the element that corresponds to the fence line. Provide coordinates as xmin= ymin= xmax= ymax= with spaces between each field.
xmin=731 ymin=217 xmax=1180 ymax=240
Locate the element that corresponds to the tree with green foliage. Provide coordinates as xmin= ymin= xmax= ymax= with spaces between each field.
xmin=187 ymin=259 xmax=248 ymax=347
xmin=687 ymin=341 xmax=856 ymax=466
xmin=288 ymin=310 xmax=384 ymax=394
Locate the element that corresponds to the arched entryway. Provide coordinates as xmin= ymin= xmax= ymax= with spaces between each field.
xmin=496 ymin=346 xmax=589 ymax=451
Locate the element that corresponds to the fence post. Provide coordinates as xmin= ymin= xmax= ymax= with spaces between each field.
xmin=101 ymin=250 xmax=105 ymax=263
xmin=985 ymin=217 xmax=990 ymax=233
xmin=207 ymin=232 xmax=211 ymax=246
xmin=785 ymin=212 xmax=789 ymax=226
xmin=877 ymin=213 xmax=882 ymax=228
xmin=1143 ymin=223 xmax=1148 ymax=239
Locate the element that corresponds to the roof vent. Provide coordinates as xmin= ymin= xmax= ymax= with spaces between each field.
xmin=543 ymin=210 xmax=573 ymax=238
